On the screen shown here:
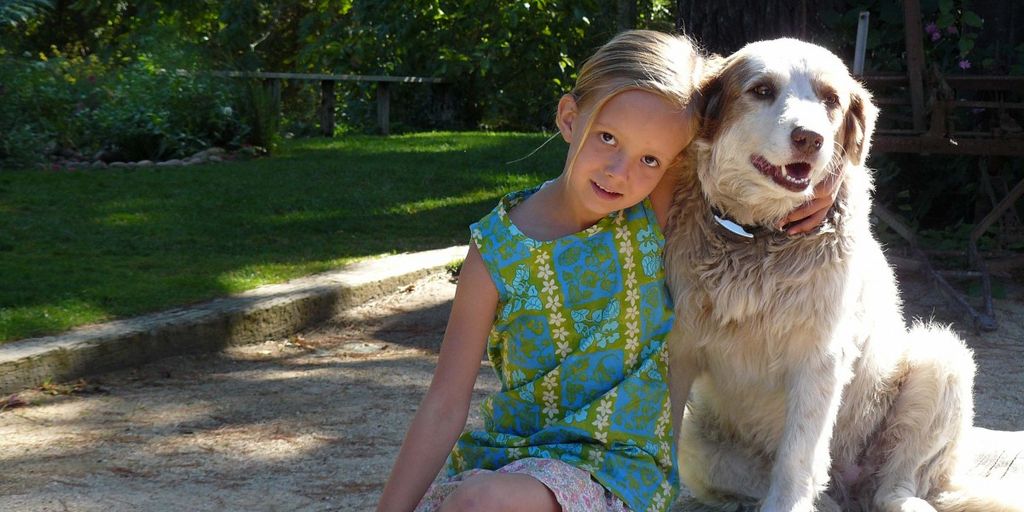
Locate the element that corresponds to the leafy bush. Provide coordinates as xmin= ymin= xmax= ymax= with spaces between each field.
xmin=235 ymin=80 xmax=280 ymax=154
xmin=0 ymin=51 xmax=250 ymax=168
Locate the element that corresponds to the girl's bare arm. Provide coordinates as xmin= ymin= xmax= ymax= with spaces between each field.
xmin=779 ymin=171 xmax=843 ymax=234
xmin=376 ymin=244 xmax=498 ymax=512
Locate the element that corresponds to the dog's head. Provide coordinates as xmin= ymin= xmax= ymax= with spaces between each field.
xmin=693 ymin=38 xmax=878 ymax=224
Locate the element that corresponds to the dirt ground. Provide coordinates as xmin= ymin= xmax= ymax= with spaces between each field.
xmin=0 ymin=268 xmax=1021 ymax=511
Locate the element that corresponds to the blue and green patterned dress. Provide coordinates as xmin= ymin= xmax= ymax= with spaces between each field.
xmin=448 ymin=186 xmax=679 ymax=512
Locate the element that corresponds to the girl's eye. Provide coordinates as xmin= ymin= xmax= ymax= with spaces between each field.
xmin=600 ymin=132 xmax=616 ymax=144
xmin=642 ymin=155 xmax=660 ymax=168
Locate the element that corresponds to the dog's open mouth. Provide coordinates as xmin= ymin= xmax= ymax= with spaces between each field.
xmin=751 ymin=155 xmax=812 ymax=192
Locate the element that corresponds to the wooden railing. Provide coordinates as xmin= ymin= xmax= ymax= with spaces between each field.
xmin=853 ymin=0 xmax=1024 ymax=331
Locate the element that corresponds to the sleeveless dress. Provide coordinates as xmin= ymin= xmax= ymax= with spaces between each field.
xmin=448 ymin=186 xmax=679 ymax=512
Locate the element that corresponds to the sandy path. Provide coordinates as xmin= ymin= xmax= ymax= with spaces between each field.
xmin=0 ymin=270 xmax=1021 ymax=511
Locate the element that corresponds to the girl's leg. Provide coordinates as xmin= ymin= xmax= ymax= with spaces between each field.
xmin=439 ymin=472 xmax=560 ymax=512
xmin=419 ymin=458 xmax=623 ymax=512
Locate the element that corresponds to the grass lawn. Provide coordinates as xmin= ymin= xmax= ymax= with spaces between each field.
xmin=0 ymin=132 xmax=564 ymax=343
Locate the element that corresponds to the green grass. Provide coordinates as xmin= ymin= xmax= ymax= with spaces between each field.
xmin=0 ymin=132 xmax=565 ymax=343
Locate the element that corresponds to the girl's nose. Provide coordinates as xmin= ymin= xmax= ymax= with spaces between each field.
xmin=605 ymin=155 xmax=628 ymax=178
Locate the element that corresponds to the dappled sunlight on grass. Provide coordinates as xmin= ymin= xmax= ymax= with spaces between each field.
xmin=98 ymin=211 xmax=152 ymax=227
xmin=0 ymin=132 xmax=562 ymax=342
xmin=287 ymin=131 xmax=555 ymax=156
xmin=214 ymin=258 xmax=360 ymax=292
xmin=386 ymin=186 xmax=526 ymax=215
xmin=0 ymin=300 xmax=112 ymax=341
xmin=267 ymin=209 xmax=340 ymax=225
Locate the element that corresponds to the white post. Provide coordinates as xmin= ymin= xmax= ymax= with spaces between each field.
xmin=854 ymin=11 xmax=870 ymax=76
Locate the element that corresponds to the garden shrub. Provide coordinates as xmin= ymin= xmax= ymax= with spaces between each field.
xmin=0 ymin=51 xmax=250 ymax=168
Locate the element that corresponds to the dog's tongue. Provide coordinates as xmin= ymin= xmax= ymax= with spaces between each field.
xmin=784 ymin=162 xmax=812 ymax=180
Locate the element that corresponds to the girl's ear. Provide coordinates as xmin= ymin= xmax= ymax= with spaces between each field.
xmin=557 ymin=94 xmax=579 ymax=143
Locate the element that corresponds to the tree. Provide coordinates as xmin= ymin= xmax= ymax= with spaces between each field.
xmin=674 ymin=0 xmax=831 ymax=54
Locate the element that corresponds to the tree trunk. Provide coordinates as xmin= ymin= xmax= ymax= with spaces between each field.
xmin=674 ymin=0 xmax=818 ymax=55
xmin=618 ymin=0 xmax=637 ymax=32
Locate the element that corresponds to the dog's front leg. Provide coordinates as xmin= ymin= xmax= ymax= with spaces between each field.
xmin=667 ymin=327 xmax=699 ymax=443
xmin=760 ymin=355 xmax=845 ymax=512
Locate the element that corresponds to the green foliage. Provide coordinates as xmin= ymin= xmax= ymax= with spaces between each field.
xmin=820 ymin=0 xmax=989 ymax=74
xmin=290 ymin=0 xmax=620 ymax=130
xmin=0 ymin=0 xmax=681 ymax=156
xmin=238 ymin=80 xmax=281 ymax=154
xmin=0 ymin=51 xmax=248 ymax=166
xmin=0 ymin=1 xmax=680 ymax=137
xmin=820 ymin=1 xmax=1023 ymax=242
xmin=0 ymin=0 xmax=52 ymax=27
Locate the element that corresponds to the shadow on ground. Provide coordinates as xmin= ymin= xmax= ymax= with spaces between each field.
xmin=0 ymin=270 xmax=1020 ymax=511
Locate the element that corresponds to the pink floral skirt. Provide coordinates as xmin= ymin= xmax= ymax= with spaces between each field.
xmin=414 ymin=457 xmax=631 ymax=512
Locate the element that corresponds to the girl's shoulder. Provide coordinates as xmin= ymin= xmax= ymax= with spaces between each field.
xmin=471 ymin=186 xmax=540 ymax=246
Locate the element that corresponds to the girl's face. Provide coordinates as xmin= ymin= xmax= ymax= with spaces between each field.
xmin=557 ymin=90 xmax=693 ymax=222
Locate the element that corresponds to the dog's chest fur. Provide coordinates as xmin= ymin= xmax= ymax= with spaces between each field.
xmin=665 ymin=175 xmax=853 ymax=451
xmin=665 ymin=168 xmax=854 ymax=353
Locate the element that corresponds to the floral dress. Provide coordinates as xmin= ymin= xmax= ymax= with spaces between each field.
xmin=442 ymin=186 xmax=679 ymax=512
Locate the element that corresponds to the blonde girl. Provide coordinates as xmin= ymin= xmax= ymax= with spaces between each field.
xmin=377 ymin=30 xmax=836 ymax=512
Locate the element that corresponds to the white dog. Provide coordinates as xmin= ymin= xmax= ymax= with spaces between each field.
xmin=663 ymin=39 xmax=1020 ymax=512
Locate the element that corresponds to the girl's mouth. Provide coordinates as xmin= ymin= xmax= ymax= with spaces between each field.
xmin=591 ymin=180 xmax=623 ymax=200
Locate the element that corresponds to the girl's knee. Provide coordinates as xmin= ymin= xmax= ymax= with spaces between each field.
xmin=439 ymin=474 xmax=507 ymax=512
xmin=438 ymin=473 xmax=558 ymax=512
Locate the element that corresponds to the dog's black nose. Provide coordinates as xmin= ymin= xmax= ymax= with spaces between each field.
xmin=791 ymin=127 xmax=824 ymax=155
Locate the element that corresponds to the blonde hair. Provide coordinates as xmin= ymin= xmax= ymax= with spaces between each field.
xmin=566 ymin=30 xmax=710 ymax=174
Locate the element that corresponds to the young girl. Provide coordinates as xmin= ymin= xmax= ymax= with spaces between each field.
xmin=377 ymin=30 xmax=837 ymax=512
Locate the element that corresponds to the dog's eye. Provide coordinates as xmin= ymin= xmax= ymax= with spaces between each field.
xmin=641 ymin=155 xmax=660 ymax=168
xmin=599 ymin=132 xmax=616 ymax=145
xmin=824 ymin=92 xmax=841 ymax=108
xmin=750 ymin=84 xmax=774 ymax=98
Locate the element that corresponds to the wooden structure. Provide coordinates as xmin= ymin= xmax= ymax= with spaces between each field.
xmin=210 ymin=71 xmax=446 ymax=136
xmin=855 ymin=0 xmax=1024 ymax=331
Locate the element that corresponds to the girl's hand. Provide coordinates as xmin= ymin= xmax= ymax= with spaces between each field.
xmin=779 ymin=171 xmax=842 ymax=235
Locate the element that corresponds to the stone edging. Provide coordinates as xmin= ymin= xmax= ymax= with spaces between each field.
xmin=47 ymin=146 xmax=243 ymax=171
xmin=0 ymin=246 xmax=468 ymax=395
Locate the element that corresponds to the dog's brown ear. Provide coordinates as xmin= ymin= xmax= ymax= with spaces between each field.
xmin=695 ymin=66 xmax=728 ymax=141
xmin=842 ymin=81 xmax=878 ymax=166
xmin=693 ymin=54 xmax=741 ymax=142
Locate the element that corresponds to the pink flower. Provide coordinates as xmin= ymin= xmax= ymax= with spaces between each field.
xmin=946 ymin=25 xmax=959 ymax=35
xmin=924 ymin=22 xmax=939 ymax=35
xmin=958 ymin=59 xmax=971 ymax=70
xmin=931 ymin=31 xmax=941 ymax=42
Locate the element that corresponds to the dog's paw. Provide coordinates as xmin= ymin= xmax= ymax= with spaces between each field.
xmin=757 ymin=495 xmax=814 ymax=512
xmin=878 ymin=497 xmax=937 ymax=512
xmin=813 ymin=494 xmax=842 ymax=512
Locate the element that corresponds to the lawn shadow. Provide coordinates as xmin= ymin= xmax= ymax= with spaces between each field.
xmin=1 ymin=132 xmax=559 ymax=342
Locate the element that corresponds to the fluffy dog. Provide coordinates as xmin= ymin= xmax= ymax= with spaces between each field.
xmin=663 ymin=38 xmax=1019 ymax=512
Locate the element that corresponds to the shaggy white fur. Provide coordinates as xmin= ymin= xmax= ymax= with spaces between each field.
xmin=663 ymin=39 xmax=1021 ymax=512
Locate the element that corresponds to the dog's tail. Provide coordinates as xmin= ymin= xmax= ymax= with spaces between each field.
xmin=932 ymin=477 xmax=1024 ymax=512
